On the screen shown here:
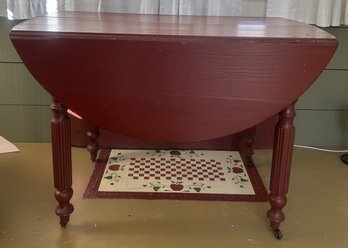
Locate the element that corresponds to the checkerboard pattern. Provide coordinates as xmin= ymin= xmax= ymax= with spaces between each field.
xmin=128 ymin=157 xmax=226 ymax=181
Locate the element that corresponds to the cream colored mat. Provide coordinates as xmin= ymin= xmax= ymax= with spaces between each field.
xmin=98 ymin=149 xmax=255 ymax=195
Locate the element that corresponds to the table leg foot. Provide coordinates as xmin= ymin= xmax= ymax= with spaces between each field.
xmin=59 ymin=216 xmax=70 ymax=227
xmin=54 ymin=188 xmax=74 ymax=227
xmin=87 ymin=123 xmax=100 ymax=162
xmin=267 ymin=194 xmax=286 ymax=237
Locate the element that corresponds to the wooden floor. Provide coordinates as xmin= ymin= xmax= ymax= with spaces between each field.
xmin=0 ymin=143 xmax=348 ymax=248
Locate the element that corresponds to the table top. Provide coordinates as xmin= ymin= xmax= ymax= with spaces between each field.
xmin=12 ymin=11 xmax=335 ymax=41
xmin=10 ymin=12 xmax=338 ymax=142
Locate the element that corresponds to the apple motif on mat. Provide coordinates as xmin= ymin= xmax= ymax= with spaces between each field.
xmin=109 ymin=164 xmax=121 ymax=171
xmin=232 ymin=167 xmax=244 ymax=173
xmin=170 ymin=182 xmax=184 ymax=191
xmin=170 ymin=150 xmax=181 ymax=156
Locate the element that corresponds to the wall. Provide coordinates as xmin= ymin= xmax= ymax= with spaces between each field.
xmin=0 ymin=18 xmax=51 ymax=142
xmin=295 ymin=27 xmax=348 ymax=146
xmin=0 ymin=17 xmax=347 ymax=146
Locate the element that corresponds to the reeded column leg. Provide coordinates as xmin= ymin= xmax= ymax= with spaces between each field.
xmin=50 ymin=100 xmax=74 ymax=227
xmin=239 ymin=127 xmax=256 ymax=167
xmin=267 ymin=103 xmax=296 ymax=239
xmin=87 ymin=123 xmax=100 ymax=162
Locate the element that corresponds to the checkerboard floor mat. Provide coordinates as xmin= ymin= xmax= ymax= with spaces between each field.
xmin=84 ymin=149 xmax=268 ymax=201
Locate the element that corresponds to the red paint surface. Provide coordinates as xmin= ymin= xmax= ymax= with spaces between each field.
xmin=10 ymin=12 xmax=337 ymax=142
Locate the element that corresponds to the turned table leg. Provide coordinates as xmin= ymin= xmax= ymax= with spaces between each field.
xmin=239 ymin=127 xmax=256 ymax=167
xmin=87 ymin=123 xmax=100 ymax=162
xmin=267 ymin=103 xmax=296 ymax=239
xmin=50 ymin=100 xmax=74 ymax=227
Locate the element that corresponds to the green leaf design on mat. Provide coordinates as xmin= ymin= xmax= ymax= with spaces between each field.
xmin=193 ymin=188 xmax=201 ymax=193
xmin=104 ymin=175 xmax=113 ymax=180
xmin=143 ymin=182 xmax=168 ymax=192
xmin=109 ymin=154 xmax=125 ymax=163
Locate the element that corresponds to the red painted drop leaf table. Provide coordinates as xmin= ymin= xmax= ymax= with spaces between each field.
xmin=10 ymin=12 xmax=337 ymax=239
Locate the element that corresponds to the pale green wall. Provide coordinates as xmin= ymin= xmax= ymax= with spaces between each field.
xmin=295 ymin=26 xmax=348 ymax=146
xmin=0 ymin=18 xmax=51 ymax=142
xmin=0 ymin=17 xmax=347 ymax=146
